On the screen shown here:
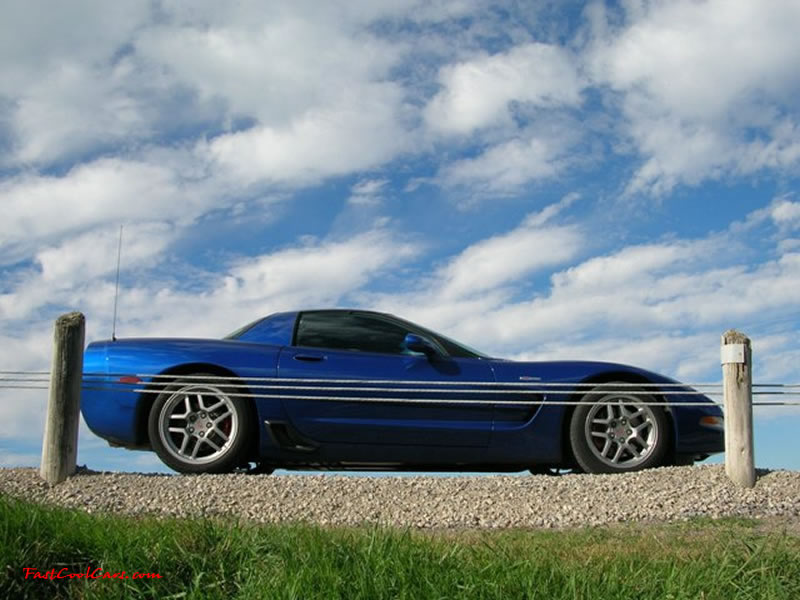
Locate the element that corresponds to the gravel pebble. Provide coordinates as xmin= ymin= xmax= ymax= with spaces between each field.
xmin=2 ymin=465 xmax=799 ymax=529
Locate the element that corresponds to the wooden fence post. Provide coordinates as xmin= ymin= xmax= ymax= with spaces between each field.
xmin=40 ymin=312 xmax=85 ymax=484
xmin=721 ymin=329 xmax=755 ymax=488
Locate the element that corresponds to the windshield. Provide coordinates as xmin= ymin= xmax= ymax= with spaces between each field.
xmin=431 ymin=329 xmax=489 ymax=358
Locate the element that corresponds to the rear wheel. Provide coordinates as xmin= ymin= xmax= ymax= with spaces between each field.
xmin=569 ymin=383 xmax=669 ymax=474
xmin=148 ymin=374 xmax=253 ymax=474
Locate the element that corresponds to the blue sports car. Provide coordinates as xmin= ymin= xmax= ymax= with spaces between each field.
xmin=81 ymin=309 xmax=724 ymax=475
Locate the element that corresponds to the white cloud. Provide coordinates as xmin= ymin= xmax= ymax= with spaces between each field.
xmin=222 ymin=229 xmax=418 ymax=308
xmin=348 ymin=179 xmax=389 ymax=206
xmin=204 ymin=84 xmax=411 ymax=186
xmin=134 ymin=14 xmax=402 ymax=126
xmin=438 ymin=223 xmax=582 ymax=299
xmin=0 ymin=224 xmax=173 ymax=322
xmin=425 ymin=42 xmax=582 ymax=135
xmin=0 ymin=2 xmax=152 ymax=166
xmin=7 ymin=62 xmax=153 ymax=166
xmin=425 ymin=42 xmax=585 ymax=196
xmin=438 ymin=119 xmax=582 ymax=194
xmin=456 ymin=243 xmax=800 ymax=362
xmin=36 ymin=223 xmax=171 ymax=284
xmin=771 ymin=199 xmax=800 ymax=230
xmin=365 ymin=200 xmax=585 ymax=333
xmin=0 ymin=159 xmax=197 ymax=258
xmin=587 ymin=0 xmax=800 ymax=194
xmin=75 ymin=226 xmax=422 ymax=340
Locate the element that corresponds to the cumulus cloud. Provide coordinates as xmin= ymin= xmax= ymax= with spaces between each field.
xmin=425 ymin=42 xmax=586 ymax=196
xmin=361 ymin=199 xmax=800 ymax=389
xmin=0 ymin=1 xmax=152 ymax=166
xmin=73 ymin=226 xmax=422 ymax=341
xmin=0 ymin=159 xmax=198 ymax=259
xmin=770 ymin=198 xmax=800 ymax=230
xmin=204 ymin=84 xmax=411 ymax=186
xmin=437 ymin=200 xmax=582 ymax=298
xmin=586 ymin=0 xmax=800 ymax=194
xmin=424 ymin=42 xmax=583 ymax=135
xmin=437 ymin=119 xmax=582 ymax=194
xmin=364 ymin=199 xmax=585 ymax=334
xmin=347 ymin=179 xmax=389 ymax=206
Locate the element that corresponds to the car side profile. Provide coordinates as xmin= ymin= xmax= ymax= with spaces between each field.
xmin=81 ymin=309 xmax=725 ymax=474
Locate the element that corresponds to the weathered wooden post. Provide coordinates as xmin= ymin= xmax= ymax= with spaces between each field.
xmin=721 ymin=329 xmax=755 ymax=488
xmin=40 ymin=312 xmax=85 ymax=484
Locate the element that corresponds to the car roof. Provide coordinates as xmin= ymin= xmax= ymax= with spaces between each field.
xmin=297 ymin=308 xmax=396 ymax=318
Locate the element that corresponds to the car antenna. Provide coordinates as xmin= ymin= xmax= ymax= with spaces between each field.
xmin=111 ymin=225 xmax=123 ymax=342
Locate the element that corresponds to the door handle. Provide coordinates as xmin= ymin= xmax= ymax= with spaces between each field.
xmin=293 ymin=354 xmax=325 ymax=362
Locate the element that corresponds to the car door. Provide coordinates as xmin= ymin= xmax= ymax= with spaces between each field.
xmin=277 ymin=311 xmax=496 ymax=447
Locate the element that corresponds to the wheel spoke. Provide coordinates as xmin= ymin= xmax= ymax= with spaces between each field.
xmin=591 ymin=431 xmax=607 ymax=438
xmin=628 ymin=407 xmax=645 ymax=420
xmin=627 ymin=443 xmax=642 ymax=458
xmin=171 ymin=397 xmax=191 ymax=419
xmin=601 ymin=439 xmax=612 ymax=457
xmin=204 ymin=437 xmax=221 ymax=452
xmin=611 ymin=443 xmax=624 ymax=463
xmin=213 ymin=428 xmax=229 ymax=442
xmin=168 ymin=427 xmax=184 ymax=433
xmin=178 ymin=433 xmax=189 ymax=455
xmin=206 ymin=399 xmax=226 ymax=412
xmin=213 ymin=411 xmax=232 ymax=425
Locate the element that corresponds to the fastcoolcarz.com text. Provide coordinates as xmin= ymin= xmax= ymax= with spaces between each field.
xmin=23 ymin=567 xmax=162 ymax=580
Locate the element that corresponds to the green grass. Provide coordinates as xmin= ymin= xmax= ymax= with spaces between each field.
xmin=2 ymin=494 xmax=799 ymax=600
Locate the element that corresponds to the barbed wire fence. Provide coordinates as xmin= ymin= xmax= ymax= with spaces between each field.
xmin=2 ymin=313 xmax=799 ymax=486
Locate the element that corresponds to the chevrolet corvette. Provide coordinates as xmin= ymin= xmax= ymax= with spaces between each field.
xmin=81 ymin=309 xmax=724 ymax=474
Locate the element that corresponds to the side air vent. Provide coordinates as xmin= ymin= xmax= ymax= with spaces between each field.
xmin=264 ymin=420 xmax=318 ymax=452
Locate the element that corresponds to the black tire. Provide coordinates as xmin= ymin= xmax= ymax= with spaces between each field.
xmin=569 ymin=383 xmax=669 ymax=474
xmin=147 ymin=373 xmax=253 ymax=474
xmin=673 ymin=454 xmax=696 ymax=466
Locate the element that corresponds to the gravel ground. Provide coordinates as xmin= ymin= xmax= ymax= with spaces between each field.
xmin=2 ymin=465 xmax=800 ymax=529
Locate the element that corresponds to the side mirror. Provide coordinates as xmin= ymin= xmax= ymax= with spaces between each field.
xmin=403 ymin=333 xmax=438 ymax=357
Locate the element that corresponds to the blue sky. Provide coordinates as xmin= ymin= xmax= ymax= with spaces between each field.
xmin=1 ymin=0 xmax=799 ymax=473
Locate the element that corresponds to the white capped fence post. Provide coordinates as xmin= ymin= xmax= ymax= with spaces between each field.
xmin=40 ymin=312 xmax=85 ymax=484
xmin=721 ymin=329 xmax=755 ymax=488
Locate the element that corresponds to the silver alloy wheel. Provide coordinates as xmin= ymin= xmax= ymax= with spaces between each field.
xmin=584 ymin=394 xmax=659 ymax=469
xmin=157 ymin=384 xmax=239 ymax=466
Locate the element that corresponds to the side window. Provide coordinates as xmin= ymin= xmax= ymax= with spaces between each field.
xmin=295 ymin=312 xmax=413 ymax=355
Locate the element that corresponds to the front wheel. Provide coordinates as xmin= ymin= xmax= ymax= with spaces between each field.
xmin=569 ymin=384 xmax=669 ymax=474
xmin=148 ymin=374 xmax=253 ymax=474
